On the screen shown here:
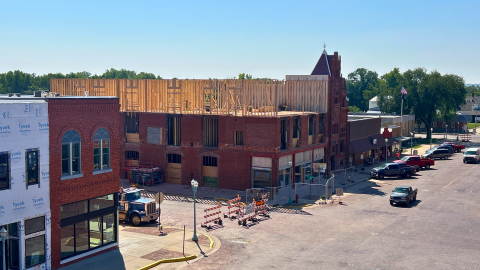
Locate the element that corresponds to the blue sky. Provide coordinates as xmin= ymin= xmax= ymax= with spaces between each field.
xmin=1 ymin=0 xmax=479 ymax=83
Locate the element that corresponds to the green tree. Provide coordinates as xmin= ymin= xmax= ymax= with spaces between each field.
xmin=238 ymin=73 xmax=253 ymax=80
xmin=346 ymin=68 xmax=379 ymax=111
xmin=379 ymin=68 xmax=466 ymax=139
xmin=348 ymin=105 xmax=362 ymax=112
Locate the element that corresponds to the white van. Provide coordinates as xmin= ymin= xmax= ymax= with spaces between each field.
xmin=463 ymin=148 xmax=480 ymax=164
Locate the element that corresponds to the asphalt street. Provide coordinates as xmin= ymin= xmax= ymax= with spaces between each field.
xmin=154 ymin=137 xmax=480 ymax=270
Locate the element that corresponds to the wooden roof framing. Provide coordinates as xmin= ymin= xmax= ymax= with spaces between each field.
xmin=50 ymin=79 xmax=328 ymax=117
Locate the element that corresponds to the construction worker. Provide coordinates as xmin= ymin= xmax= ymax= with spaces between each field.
xmin=396 ymin=150 xmax=400 ymax=159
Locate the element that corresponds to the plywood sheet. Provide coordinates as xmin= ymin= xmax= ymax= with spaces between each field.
xmin=167 ymin=163 xmax=182 ymax=184
xmin=126 ymin=133 xmax=140 ymax=143
xmin=202 ymin=166 xmax=218 ymax=177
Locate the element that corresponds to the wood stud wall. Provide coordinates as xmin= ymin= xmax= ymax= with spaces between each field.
xmin=50 ymin=79 xmax=328 ymax=117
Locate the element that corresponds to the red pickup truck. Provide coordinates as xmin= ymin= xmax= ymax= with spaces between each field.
xmin=394 ymin=155 xmax=435 ymax=170
xmin=443 ymin=142 xmax=465 ymax=153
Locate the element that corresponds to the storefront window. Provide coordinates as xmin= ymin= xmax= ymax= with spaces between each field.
xmin=60 ymin=194 xmax=118 ymax=260
xmin=75 ymin=221 xmax=89 ymax=254
xmin=61 ymin=225 xmax=75 ymax=259
xmin=103 ymin=213 xmax=116 ymax=245
xmin=61 ymin=200 xmax=88 ymax=219
xmin=89 ymin=217 xmax=102 ymax=249
xmin=25 ymin=235 xmax=45 ymax=268
xmin=252 ymin=169 xmax=272 ymax=188
xmin=90 ymin=194 xmax=114 ymax=212
xmin=278 ymin=168 xmax=291 ymax=186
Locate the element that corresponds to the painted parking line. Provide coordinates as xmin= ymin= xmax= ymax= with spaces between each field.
xmin=442 ymin=164 xmax=478 ymax=190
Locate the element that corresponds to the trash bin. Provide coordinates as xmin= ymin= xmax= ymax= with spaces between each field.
xmin=413 ymin=150 xmax=418 ymax=155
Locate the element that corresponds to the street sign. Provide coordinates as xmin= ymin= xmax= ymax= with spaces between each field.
xmin=155 ymin=192 xmax=164 ymax=204
xmin=336 ymin=188 xmax=344 ymax=196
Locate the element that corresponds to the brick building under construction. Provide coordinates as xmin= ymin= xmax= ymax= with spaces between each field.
xmin=50 ymin=49 xmax=348 ymax=191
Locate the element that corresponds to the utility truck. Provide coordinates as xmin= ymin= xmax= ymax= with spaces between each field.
xmin=118 ymin=187 xmax=159 ymax=226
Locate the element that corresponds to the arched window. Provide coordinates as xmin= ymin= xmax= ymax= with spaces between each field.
xmin=94 ymin=128 xmax=110 ymax=171
xmin=62 ymin=130 xmax=81 ymax=176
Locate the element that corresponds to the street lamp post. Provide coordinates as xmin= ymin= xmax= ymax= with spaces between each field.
xmin=288 ymin=161 xmax=292 ymax=204
xmin=474 ymin=93 xmax=477 ymax=134
xmin=0 ymin=226 xmax=7 ymax=270
xmin=430 ymin=128 xmax=433 ymax=150
xmin=385 ymin=138 xmax=388 ymax=164
xmin=191 ymin=179 xmax=198 ymax=241
xmin=410 ymin=132 xmax=413 ymax=155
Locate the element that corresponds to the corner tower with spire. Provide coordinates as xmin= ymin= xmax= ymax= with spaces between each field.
xmin=312 ymin=45 xmax=349 ymax=172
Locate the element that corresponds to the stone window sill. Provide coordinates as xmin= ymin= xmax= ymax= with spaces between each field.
xmin=93 ymin=168 xmax=113 ymax=175
xmin=61 ymin=173 xmax=83 ymax=180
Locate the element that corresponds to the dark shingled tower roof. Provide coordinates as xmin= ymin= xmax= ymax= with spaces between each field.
xmin=311 ymin=48 xmax=332 ymax=76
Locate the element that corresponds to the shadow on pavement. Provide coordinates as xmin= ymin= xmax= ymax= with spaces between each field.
xmin=343 ymin=180 xmax=387 ymax=196
xmin=267 ymin=206 xmax=313 ymax=215
xmin=59 ymin=249 xmax=126 ymax=270
xmin=390 ymin=199 xmax=422 ymax=208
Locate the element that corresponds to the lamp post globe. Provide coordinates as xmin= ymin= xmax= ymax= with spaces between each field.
xmin=191 ymin=179 xmax=199 ymax=241
xmin=385 ymin=138 xmax=388 ymax=164
xmin=410 ymin=132 xmax=413 ymax=155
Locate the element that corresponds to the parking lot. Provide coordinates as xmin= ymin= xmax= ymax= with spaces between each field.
xmin=61 ymin=137 xmax=480 ymax=270
xmin=152 ymin=137 xmax=480 ymax=269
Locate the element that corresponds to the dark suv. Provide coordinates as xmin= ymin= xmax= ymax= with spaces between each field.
xmin=423 ymin=149 xmax=451 ymax=160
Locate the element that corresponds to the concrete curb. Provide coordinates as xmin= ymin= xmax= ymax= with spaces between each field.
xmin=204 ymin=233 xmax=215 ymax=249
xmin=137 ymin=255 xmax=197 ymax=270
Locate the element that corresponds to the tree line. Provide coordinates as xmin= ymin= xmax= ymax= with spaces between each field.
xmin=346 ymin=67 xmax=471 ymax=138
xmin=0 ymin=68 xmax=162 ymax=94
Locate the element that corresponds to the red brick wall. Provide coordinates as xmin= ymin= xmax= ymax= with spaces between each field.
xmin=130 ymin=113 xmax=327 ymax=191
xmin=327 ymin=52 xmax=349 ymax=171
xmin=47 ymin=97 xmax=121 ymax=269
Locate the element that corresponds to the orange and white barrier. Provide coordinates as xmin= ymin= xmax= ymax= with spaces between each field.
xmin=225 ymin=195 xmax=243 ymax=219
xmin=237 ymin=194 xmax=270 ymax=226
xmin=202 ymin=204 xmax=222 ymax=228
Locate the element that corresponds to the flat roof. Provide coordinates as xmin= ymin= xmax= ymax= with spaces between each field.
xmin=0 ymin=95 xmax=119 ymax=101
xmin=0 ymin=99 xmax=46 ymax=104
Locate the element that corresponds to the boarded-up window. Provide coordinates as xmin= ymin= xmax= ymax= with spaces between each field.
xmin=147 ymin=127 xmax=162 ymax=145
xmin=202 ymin=156 xmax=218 ymax=167
xmin=234 ymin=131 xmax=244 ymax=146
xmin=203 ymin=117 xmax=218 ymax=147
xmin=167 ymin=153 xmax=181 ymax=163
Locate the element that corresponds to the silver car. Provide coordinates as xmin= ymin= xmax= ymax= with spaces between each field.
xmin=422 ymin=149 xmax=451 ymax=160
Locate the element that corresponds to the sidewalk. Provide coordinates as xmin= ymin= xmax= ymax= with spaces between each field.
xmin=122 ymin=180 xmax=243 ymax=203
xmin=59 ymin=226 xmax=220 ymax=270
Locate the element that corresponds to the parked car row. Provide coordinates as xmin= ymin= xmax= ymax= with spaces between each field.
xmin=370 ymin=155 xmax=435 ymax=180
xmin=377 ymin=141 xmax=478 ymax=208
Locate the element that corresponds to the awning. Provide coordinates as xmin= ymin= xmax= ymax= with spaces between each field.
xmin=395 ymin=137 xmax=410 ymax=142
xmin=349 ymin=134 xmax=386 ymax=154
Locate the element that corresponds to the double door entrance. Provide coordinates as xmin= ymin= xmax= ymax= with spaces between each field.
xmin=0 ymin=223 xmax=20 ymax=270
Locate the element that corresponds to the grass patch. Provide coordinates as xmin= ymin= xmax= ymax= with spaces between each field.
xmin=417 ymin=138 xmax=440 ymax=144
xmin=467 ymin=123 xmax=480 ymax=129
xmin=413 ymin=144 xmax=423 ymax=149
